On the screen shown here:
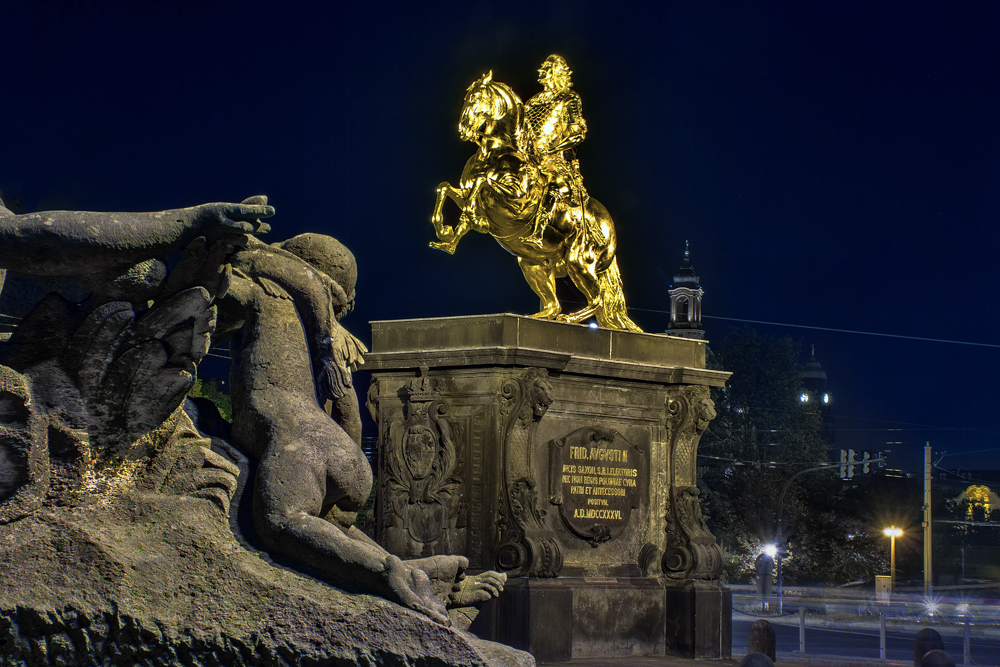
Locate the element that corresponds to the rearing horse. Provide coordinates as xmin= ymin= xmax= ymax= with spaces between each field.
xmin=430 ymin=72 xmax=642 ymax=332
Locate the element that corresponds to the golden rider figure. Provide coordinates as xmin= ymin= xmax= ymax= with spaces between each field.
xmin=523 ymin=54 xmax=589 ymax=247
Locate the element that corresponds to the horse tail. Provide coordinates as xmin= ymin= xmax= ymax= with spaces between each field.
xmin=597 ymin=258 xmax=643 ymax=332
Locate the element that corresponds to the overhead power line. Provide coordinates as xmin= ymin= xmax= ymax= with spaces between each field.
xmin=629 ymin=306 xmax=1000 ymax=349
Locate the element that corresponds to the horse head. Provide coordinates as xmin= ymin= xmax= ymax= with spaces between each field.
xmin=458 ymin=72 xmax=522 ymax=148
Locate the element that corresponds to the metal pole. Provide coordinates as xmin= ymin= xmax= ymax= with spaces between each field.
xmin=774 ymin=464 xmax=838 ymax=616
xmin=879 ymin=612 xmax=886 ymax=661
xmin=890 ymin=533 xmax=896 ymax=593
xmin=963 ymin=617 xmax=971 ymax=666
xmin=924 ymin=443 xmax=933 ymax=597
xmin=776 ymin=547 xmax=783 ymax=615
xmin=798 ymin=607 xmax=805 ymax=654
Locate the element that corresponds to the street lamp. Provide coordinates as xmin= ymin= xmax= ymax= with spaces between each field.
xmin=883 ymin=526 xmax=903 ymax=592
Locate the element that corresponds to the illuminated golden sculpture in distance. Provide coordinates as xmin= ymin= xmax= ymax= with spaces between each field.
xmin=430 ymin=55 xmax=642 ymax=332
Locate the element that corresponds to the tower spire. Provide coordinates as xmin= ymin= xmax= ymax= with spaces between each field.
xmin=666 ymin=243 xmax=705 ymax=340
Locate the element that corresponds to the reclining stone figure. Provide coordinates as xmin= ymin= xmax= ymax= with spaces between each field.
xmin=0 ymin=196 xmax=504 ymax=628
xmin=215 ymin=231 xmax=505 ymax=625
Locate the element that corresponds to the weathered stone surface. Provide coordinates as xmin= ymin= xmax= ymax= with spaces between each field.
xmin=0 ymin=473 xmax=531 ymax=667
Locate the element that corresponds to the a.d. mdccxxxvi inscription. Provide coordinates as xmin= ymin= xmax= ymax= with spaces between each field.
xmin=549 ymin=427 xmax=646 ymax=543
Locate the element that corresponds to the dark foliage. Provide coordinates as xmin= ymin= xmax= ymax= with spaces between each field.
xmin=699 ymin=329 xmax=890 ymax=585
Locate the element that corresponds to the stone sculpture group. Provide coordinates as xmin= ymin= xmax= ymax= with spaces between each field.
xmin=0 ymin=196 xmax=526 ymax=666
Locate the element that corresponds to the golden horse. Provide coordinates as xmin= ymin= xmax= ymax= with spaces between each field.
xmin=430 ymin=72 xmax=641 ymax=332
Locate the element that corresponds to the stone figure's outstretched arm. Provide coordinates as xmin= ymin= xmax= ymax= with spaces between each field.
xmin=0 ymin=199 xmax=274 ymax=276
xmin=254 ymin=483 xmax=452 ymax=625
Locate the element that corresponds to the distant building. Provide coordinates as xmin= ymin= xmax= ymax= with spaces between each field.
xmin=935 ymin=472 xmax=1000 ymax=583
xmin=666 ymin=241 xmax=705 ymax=340
xmin=800 ymin=346 xmax=836 ymax=445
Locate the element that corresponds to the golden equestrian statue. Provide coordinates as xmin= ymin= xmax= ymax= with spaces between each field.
xmin=430 ymin=55 xmax=642 ymax=332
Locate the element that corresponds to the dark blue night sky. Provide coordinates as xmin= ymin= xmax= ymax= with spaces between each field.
xmin=3 ymin=2 xmax=998 ymax=473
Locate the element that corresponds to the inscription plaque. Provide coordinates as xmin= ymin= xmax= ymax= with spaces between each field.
xmin=549 ymin=426 xmax=646 ymax=544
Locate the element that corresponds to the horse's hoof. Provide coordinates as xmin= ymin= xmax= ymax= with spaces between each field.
xmin=429 ymin=241 xmax=458 ymax=255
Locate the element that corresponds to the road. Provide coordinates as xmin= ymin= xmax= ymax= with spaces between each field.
xmin=733 ymin=618 xmax=1000 ymax=665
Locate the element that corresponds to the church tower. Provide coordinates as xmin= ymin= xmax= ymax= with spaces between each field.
xmin=801 ymin=345 xmax=835 ymax=445
xmin=666 ymin=241 xmax=705 ymax=340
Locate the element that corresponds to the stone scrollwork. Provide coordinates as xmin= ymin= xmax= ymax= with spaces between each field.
xmin=662 ymin=386 xmax=723 ymax=580
xmin=494 ymin=368 xmax=562 ymax=577
xmin=382 ymin=367 xmax=466 ymax=557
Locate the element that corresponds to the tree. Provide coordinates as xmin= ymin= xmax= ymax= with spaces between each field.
xmin=698 ymin=329 xmax=886 ymax=585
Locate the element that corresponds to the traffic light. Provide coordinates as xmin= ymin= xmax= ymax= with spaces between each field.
xmin=839 ymin=449 xmax=857 ymax=478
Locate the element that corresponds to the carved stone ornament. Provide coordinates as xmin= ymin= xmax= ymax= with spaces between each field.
xmin=548 ymin=426 xmax=646 ymax=547
xmin=382 ymin=367 xmax=466 ymax=557
xmin=662 ymin=386 xmax=724 ymax=580
xmin=494 ymin=367 xmax=563 ymax=577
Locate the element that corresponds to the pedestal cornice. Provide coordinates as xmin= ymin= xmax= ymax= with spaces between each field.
xmin=366 ymin=313 xmax=731 ymax=387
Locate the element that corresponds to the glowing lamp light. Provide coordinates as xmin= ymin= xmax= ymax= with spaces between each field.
xmin=799 ymin=393 xmax=809 ymax=403
xmin=823 ymin=393 xmax=830 ymax=404
xmin=762 ymin=544 xmax=777 ymax=558
xmin=589 ymin=322 xmax=598 ymax=329
xmin=883 ymin=526 xmax=903 ymax=593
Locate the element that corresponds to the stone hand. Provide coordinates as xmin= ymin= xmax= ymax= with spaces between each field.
xmin=383 ymin=556 xmax=451 ymax=626
xmin=449 ymin=570 xmax=507 ymax=607
xmin=196 ymin=195 xmax=275 ymax=241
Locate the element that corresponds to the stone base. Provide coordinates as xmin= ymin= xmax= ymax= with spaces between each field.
xmin=665 ymin=582 xmax=733 ymax=659
xmin=472 ymin=577 xmax=730 ymax=661
xmin=366 ymin=314 xmax=733 ymax=663
xmin=473 ymin=578 xmax=575 ymax=662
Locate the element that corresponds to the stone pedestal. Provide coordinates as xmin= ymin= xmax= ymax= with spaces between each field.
xmin=365 ymin=314 xmax=732 ymax=660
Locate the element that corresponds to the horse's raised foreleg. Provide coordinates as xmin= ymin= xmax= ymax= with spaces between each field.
xmin=430 ymin=182 xmax=472 ymax=254
xmin=517 ymin=257 xmax=561 ymax=320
